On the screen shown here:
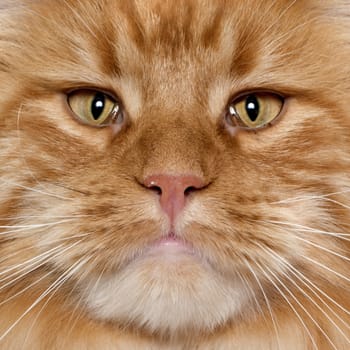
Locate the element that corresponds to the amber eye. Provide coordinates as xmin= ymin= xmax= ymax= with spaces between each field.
xmin=67 ymin=90 xmax=123 ymax=126
xmin=227 ymin=92 xmax=284 ymax=129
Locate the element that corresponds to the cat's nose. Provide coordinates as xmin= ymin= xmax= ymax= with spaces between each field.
xmin=144 ymin=174 xmax=206 ymax=222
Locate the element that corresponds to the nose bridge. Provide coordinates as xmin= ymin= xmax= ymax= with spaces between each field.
xmin=131 ymin=108 xmax=221 ymax=223
xmin=137 ymin=114 xmax=212 ymax=177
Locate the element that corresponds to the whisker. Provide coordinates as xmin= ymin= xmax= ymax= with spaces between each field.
xmin=0 ymin=180 xmax=73 ymax=201
xmin=22 ymin=255 xmax=91 ymax=345
xmin=302 ymin=255 xmax=350 ymax=284
xmin=262 ymin=245 xmax=350 ymax=328
xmin=0 ymin=241 xmax=84 ymax=290
xmin=0 ymin=245 xmax=38 ymax=266
xmin=236 ymin=270 xmax=265 ymax=317
xmin=0 ymin=270 xmax=54 ymax=307
xmin=243 ymin=259 xmax=282 ymax=350
xmin=282 ymin=196 xmax=350 ymax=211
xmin=277 ymin=255 xmax=350 ymax=320
xmin=317 ymin=197 xmax=350 ymax=211
xmin=294 ymin=236 xmax=350 ymax=262
xmin=49 ymin=182 xmax=91 ymax=196
xmin=0 ymin=218 xmax=77 ymax=231
xmin=0 ymin=255 xmax=89 ymax=342
xmin=253 ymin=261 xmax=319 ymax=350
xmin=257 ymin=219 xmax=350 ymax=240
xmin=0 ymin=244 xmax=65 ymax=277
xmin=0 ymin=214 xmax=91 ymax=221
xmin=262 ymin=263 xmax=338 ymax=350
xmin=259 ymin=244 xmax=350 ymax=343
xmin=64 ymin=255 xmax=103 ymax=339
xmin=295 ymin=229 xmax=350 ymax=241
xmin=270 ymin=189 xmax=350 ymax=205
xmin=0 ymin=234 xmax=90 ymax=265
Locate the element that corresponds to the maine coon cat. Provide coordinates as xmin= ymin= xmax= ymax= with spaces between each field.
xmin=0 ymin=0 xmax=349 ymax=349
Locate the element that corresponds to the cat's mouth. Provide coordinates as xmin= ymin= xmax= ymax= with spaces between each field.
xmin=143 ymin=232 xmax=196 ymax=259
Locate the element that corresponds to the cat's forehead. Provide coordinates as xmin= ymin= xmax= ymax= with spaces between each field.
xmin=94 ymin=0 xmax=307 ymax=110
xmin=94 ymin=0 xmax=326 ymax=113
xmin=108 ymin=0 xmax=241 ymax=106
xmin=4 ymin=0 xmax=344 ymax=115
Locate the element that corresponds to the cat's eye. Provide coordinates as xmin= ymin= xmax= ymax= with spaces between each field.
xmin=67 ymin=90 xmax=123 ymax=127
xmin=226 ymin=92 xmax=284 ymax=130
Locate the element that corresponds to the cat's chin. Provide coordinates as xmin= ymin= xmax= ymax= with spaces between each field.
xmin=81 ymin=241 xmax=248 ymax=336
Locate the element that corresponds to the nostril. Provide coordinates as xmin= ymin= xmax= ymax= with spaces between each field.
xmin=184 ymin=186 xmax=197 ymax=196
xmin=143 ymin=175 xmax=206 ymax=195
xmin=143 ymin=177 xmax=162 ymax=195
xmin=143 ymin=174 xmax=207 ymax=221
xmin=148 ymin=184 xmax=162 ymax=195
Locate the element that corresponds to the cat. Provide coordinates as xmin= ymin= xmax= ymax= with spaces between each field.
xmin=0 ymin=0 xmax=349 ymax=349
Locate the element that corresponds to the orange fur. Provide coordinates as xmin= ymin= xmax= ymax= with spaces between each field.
xmin=0 ymin=0 xmax=350 ymax=349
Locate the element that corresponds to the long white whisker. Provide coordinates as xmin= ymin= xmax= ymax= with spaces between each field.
xmin=0 ymin=270 xmax=54 ymax=307
xmin=0 ymin=244 xmax=65 ymax=277
xmin=262 ymin=263 xmax=338 ymax=350
xmin=253 ymin=260 xmax=319 ymax=350
xmin=271 ymin=189 xmax=350 ymax=205
xmin=303 ymin=255 xmax=350 ymax=284
xmin=0 ymin=218 xmax=77 ymax=231
xmin=257 ymin=219 xmax=350 ymax=240
xmin=274 ymin=252 xmax=350 ymax=320
xmin=0 ymin=255 xmax=89 ymax=342
xmin=318 ymin=197 xmax=350 ymax=210
xmin=0 ymin=241 xmax=84 ymax=290
xmin=0 ymin=246 xmax=38 ymax=265
xmin=271 ymin=251 xmax=350 ymax=320
xmin=244 ymin=259 xmax=282 ymax=350
xmin=0 ymin=234 xmax=89 ymax=265
xmin=264 ymin=246 xmax=350 ymax=328
xmin=294 ymin=236 xmax=350 ymax=262
xmin=0 ymin=215 xmax=90 ymax=221
xmin=0 ymin=180 xmax=73 ymax=201
xmin=259 ymin=244 xmax=350 ymax=343
xmin=236 ymin=270 xmax=265 ymax=317
xmin=22 ymin=255 xmax=91 ymax=345
xmin=64 ymin=255 xmax=102 ymax=339
xmin=295 ymin=229 xmax=350 ymax=241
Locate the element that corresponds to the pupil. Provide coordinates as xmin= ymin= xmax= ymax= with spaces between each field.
xmin=245 ymin=95 xmax=259 ymax=122
xmin=91 ymin=93 xmax=105 ymax=120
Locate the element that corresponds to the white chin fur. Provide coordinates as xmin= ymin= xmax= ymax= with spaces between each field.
xmin=82 ymin=254 xmax=247 ymax=335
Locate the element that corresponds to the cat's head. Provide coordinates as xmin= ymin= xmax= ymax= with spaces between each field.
xmin=0 ymin=0 xmax=349 ymax=340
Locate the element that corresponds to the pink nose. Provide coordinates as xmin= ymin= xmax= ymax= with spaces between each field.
xmin=144 ymin=174 xmax=206 ymax=222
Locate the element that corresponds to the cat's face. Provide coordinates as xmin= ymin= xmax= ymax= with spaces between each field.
xmin=0 ymin=0 xmax=350 ymax=343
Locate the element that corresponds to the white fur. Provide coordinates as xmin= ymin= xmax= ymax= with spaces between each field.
xmin=83 ymin=251 xmax=248 ymax=335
